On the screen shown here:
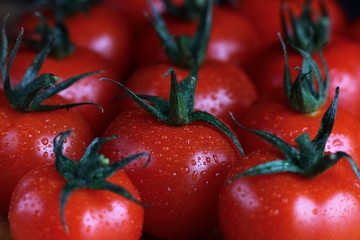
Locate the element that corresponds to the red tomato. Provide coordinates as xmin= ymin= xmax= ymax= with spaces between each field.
xmin=237 ymin=0 xmax=347 ymax=51
xmin=7 ymin=46 xmax=121 ymax=135
xmin=219 ymin=148 xmax=360 ymax=239
xmin=20 ymin=3 xmax=132 ymax=76
xmin=118 ymin=60 xmax=257 ymax=130
xmin=103 ymin=0 xmax=184 ymax=35
xmin=8 ymin=165 xmax=143 ymax=240
xmin=236 ymin=88 xmax=360 ymax=163
xmin=101 ymin=108 xmax=242 ymax=240
xmin=0 ymin=93 xmax=94 ymax=213
xmin=246 ymin=38 xmax=360 ymax=120
xmin=134 ymin=6 xmax=259 ymax=68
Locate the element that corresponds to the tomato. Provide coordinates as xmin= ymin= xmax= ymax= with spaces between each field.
xmin=101 ymin=108 xmax=242 ymax=239
xmin=134 ymin=5 xmax=259 ymax=68
xmin=219 ymin=148 xmax=360 ymax=239
xmin=20 ymin=3 xmax=132 ymax=76
xmin=103 ymin=0 xmax=184 ymax=35
xmin=8 ymin=158 xmax=143 ymax=240
xmin=246 ymin=38 xmax=360 ymax=120
xmin=0 ymin=93 xmax=94 ymax=213
xmin=237 ymin=0 xmax=347 ymax=51
xmin=236 ymin=88 xmax=360 ymax=163
xmin=7 ymin=46 xmax=121 ymax=135
xmin=118 ymin=60 xmax=257 ymax=130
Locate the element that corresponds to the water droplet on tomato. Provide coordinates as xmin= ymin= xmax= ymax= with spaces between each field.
xmin=180 ymin=166 xmax=189 ymax=174
xmin=41 ymin=138 xmax=49 ymax=145
xmin=192 ymin=171 xmax=198 ymax=181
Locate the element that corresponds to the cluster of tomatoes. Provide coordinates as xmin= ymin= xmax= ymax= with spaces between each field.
xmin=1 ymin=0 xmax=360 ymax=239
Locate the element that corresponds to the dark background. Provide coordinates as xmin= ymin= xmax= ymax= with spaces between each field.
xmin=0 ymin=0 xmax=359 ymax=20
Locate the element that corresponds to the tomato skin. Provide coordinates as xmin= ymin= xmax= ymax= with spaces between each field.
xmin=246 ymin=38 xmax=360 ymax=120
xmin=20 ymin=3 xmax=132 ymax=75
xmin=103 ymin=0 xmax=184 ymax=35
xmin=118 ymin=60 xmax=257 ymax=130
xmin=237 ymin=0 xmax=347 ymax=51
xmin=219 ymin=148 xmax=360 ymax=240
xmin=134 ymin=6 xmax=259 ymax=68
xmin=7 ymin=46 xmax=121 ymax=136
xmin=8 ymin=165 xmax=143 ymax=240
xmin=101 ymin=109 xmax=242 ymax=240
xmin=0 ymin=93 xmax=94 ymax=213
xmin=64 ymin=4 xmax=133 ymax=74
xmin=236 ymin=88 xmax=360 ymax=163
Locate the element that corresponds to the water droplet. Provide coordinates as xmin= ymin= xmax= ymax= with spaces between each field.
xmin=192 ymin=171 xmax=198 ymax=181
xmin=190 ymin=160 xmax=196 ymax=166
xmin=205 ymin=157 xmax=211 ymax=163
xmin=312 ymin=209 xmax=319 ymax=215
xmin=180 ymin=166 xmax=189 ymax=174
xmin=41 ymin=138 xmax=49 ymax=145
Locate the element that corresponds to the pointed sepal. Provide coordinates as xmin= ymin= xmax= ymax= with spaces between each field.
xmin=229 ymin=87 xmax=360 ymax=182
xmin=53 ymin=129 xmax=150 ymax=233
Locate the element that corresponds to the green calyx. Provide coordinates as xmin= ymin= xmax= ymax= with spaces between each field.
xmin=281 ymin=0 xmax=330 ymax=53
xmin=26 ymin=11 xmax=75 ymax=59
xmin=162 ymin=0 xmax=210 ymax=21
xmin=280 ymin=33 xmax=329 ymax=114
xmin=228 ymin=87 xmax=360 ymax=183
xmin=36 ymin=0 xmax=100 ymax=17
xmin=100 ymin=64 xmax=244 ymax=156
xmin=148 ymin=0 xmax=213 ymax=68
xmin=54 ymin=129 xmax=150 ymax=233
xmin=1 ymin=15 xmax=102 ymax=112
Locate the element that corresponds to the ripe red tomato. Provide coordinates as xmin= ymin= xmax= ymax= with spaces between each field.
xmin=219 ymin=148 xmax=360 ymax=239
xmin=20 ymin=3 xmax=132 ymax=76
xmin=118 ymin=60 xmax=257 ymax=130
xmin=134 ymin=6 xmax=259 ymax=68
xmin=246 ymin=38 xmax=360 ymax=120
xmin=236 ymin=88 xmax=360 ymax=163
xmin=0 ymin=93 xmax=94 ymax=213
xmin=7 ymin=46 xmax=121 ymax=135
xmin=101 ymin=108 xmax=242 ymax=239
xmin=103 ymin=0 xmax=184 ymax=35
xmin=8 ymin=164 xmax=143 ymax=240
xmin=237 ymin=0 xmax=347 ymax=51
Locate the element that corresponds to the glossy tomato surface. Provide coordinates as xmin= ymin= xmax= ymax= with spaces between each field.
xmin=219 ymin=148 xmax=360 ymax=240
xmin=118 ymin=60 xmax=257 ymax=130
xmin=0 ymin=93 xmax=94 ymax=213
xmin=134 ymin=6 xmax=259 ymax=68
xmin=236 ymin=88 xmax=360 ymax=164
xmin=9 ymin=165 xmax=143 ymax=240
xmin=20 ymin=3 xmax=132 ymax=75
xmin=64 ymin=4 xmax=133 ymax=74
xmin=101 ymin=109 xmax=242 ymax=240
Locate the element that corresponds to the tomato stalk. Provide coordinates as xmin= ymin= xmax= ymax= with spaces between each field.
xmin=281 ymin=0 xmax=330 ymax=53
xmin=53 ymin=129 xmax=150 ymax=233
xmin=100 ymin=63 xmax=244 ymax=155
xmin=280 ymin=33 xmax=329 ymax=114
xmin=0 ymin=15 xmax=102 ymax=112
xmin=229 ymin=87 xmax=360 ymax=182
xmin=148 ymin=0 xmax=212 ymax=68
